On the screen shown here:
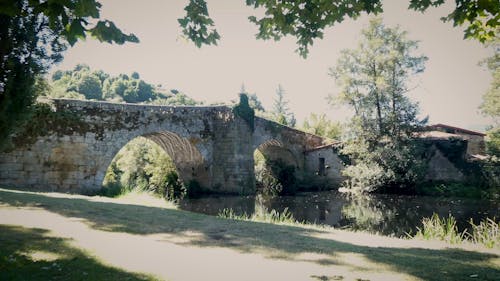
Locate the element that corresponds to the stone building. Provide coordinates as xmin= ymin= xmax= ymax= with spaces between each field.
xmin=427 ymin=124 xmax=486 ymax=156
xmin=416 ymin=123 xmax=487 ymax=182
xmin=303 ymin=143 xmax=345 ymax=189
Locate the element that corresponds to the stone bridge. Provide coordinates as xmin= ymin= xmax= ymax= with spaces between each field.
xmin=0 ymin=98 xmax=344 ymax=194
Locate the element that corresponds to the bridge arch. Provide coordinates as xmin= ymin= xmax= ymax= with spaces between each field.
xmin=102 ymin=130 xmax=210 ymax=194
xmin=254 ymin=139 xmax=300 ymax=169
xmin=144 ymin=131 xmax=209 ymax=187
xmin=253 ymin=139 xmax=303 ymax=194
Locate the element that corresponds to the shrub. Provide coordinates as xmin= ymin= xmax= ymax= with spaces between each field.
xmin=340 ymin=140 xmax=425 ymax=194
xmin=99 ymin=181 xmax=124 ymax=197
xmin=255 ymin=166 xmax=283 ymax=196
xmin=478 ymin=157 xmax=500 ymax=199
xmin=255 ymin=158 xmax=297 ymax=196
xmin=164 ymin=171 xmax=186 ymax=200
xmin=341 ymin=162 xmax=386 ymax=193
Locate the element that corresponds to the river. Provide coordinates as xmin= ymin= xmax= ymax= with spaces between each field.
xmin=179 ymin=191 xmax=499 ymax=237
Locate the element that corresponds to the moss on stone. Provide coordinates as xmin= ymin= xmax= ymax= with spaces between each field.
xmin=233 ymin=94 xmax=255 ymax=132
xmin=10 ymin=103 xmax=90 ymax=149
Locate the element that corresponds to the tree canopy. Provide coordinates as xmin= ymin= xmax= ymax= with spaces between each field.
xmin=302 ymin=113 xmax=342 ymax=140
xmin=0 ymin=0 xmax=138 ymax=150
xmin=330 ymin=18 xmax=427 ymax=193
xmin=480 ymin=34 xmax=500 ymax=156
xmin=1 ymin=0 xmax=496 ymax=59
xmin=47 ymin=65 xmax=201 ymax=106
xmin=330 ymin=17 xmax=427 ymax=141
xmin=0 ymin=0 xmax=138 ymax=46
xmin=480 ymin=36 xmax=500 ymax=124
xmin=102 ymin=137 xmax=184 ymax=199
xmin=190 ymin=0 xmax=499 ymax=57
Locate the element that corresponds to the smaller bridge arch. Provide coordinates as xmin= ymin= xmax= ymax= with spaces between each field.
xmin=255 ymin=139 xmax=300 ymax=170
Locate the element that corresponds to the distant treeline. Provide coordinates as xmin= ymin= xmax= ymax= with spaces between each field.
xmin=43 ymin=64 xmax=199 ymax=106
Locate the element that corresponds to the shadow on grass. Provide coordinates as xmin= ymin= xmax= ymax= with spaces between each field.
xmin=0 ymin=224 xmax=158 ymax=280
xmin=1 ymin=188 xmax=499 ymax=281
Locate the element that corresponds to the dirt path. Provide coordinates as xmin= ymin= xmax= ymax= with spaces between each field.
xmin=1 ymin=190 xmax=498 ymax=281
xmin=1 ymin=206 xmax=417 ymax=281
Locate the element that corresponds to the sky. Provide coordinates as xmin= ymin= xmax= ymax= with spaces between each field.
xmin=52 ymin=0 xmax=494 ymax=131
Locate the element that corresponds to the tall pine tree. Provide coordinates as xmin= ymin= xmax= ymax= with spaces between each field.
xmin=330 ymin=18 xmax=427 ymax=193
xmin=271 ymin=85 xmax=296 ymax=127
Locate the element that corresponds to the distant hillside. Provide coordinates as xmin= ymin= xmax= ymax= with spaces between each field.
xmin=44 ymin=64 xmax=201 ymax=106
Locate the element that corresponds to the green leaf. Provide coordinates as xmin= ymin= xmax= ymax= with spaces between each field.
xmin=89 ymin=20 xmax=139 ymax=44
xmin=0 ymin=0 xmax=20 ymax=16
xmin=177 ymin=0 xmax=220 ymax=48
xmin=74 ymin=0 xmax=101 ymax=18
xmin=65 ymin=19 xmax=87 ymax=46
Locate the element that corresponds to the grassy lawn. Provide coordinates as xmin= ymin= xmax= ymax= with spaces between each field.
xmin=0 ymin=187 xmax=499 ymax=281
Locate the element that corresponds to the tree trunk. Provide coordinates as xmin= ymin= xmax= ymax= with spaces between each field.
xmin=372 ymin=63 xmax=383 ymax=136
xmin=391 ymin=65 xmax=397 ymax=138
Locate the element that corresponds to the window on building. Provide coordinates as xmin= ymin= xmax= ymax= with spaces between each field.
xmin=318 ymin=157 xmax=325 ymax=176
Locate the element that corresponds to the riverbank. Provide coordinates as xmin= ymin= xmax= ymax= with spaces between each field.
xmin=179 ymin=189 xmax=499 ymax=238
xmin=0 ymin=188 xmax=499 ymax=281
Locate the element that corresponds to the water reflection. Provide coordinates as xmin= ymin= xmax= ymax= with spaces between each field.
xmin=178 ymin=191 xmax=499 ymax=237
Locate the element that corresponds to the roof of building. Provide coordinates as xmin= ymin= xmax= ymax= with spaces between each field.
xmin=305 ymin=141 xmax=342 ymax=153
xmin=429 ymin=123 xmax=486 ymax=137
xmin=414 ymin=130 xmax=466 ymax=140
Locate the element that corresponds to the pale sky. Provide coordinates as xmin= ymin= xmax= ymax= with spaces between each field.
xmin=52 ymin=0 xmax=494 ymax=131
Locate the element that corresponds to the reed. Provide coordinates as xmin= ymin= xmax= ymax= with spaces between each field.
xmin=415 ymin=213 xmax=499 ymax=248
xmin=467 ymin=217 xmax=499 ymax=249
xmin=218 ymin=207 xmax=297 ymax=225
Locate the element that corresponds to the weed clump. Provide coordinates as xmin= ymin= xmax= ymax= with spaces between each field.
xmin=414 ymin=213 xmax=499 ymax=249
xmin=218 ymin=207 xmax=297 ymax=225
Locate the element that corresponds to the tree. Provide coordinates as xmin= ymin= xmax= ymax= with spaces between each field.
xmin=0 ymin=0 xmax=138 ymax=150
xmin=76 ymin=73 xmax=103 ymax=100
xmin=480 ymin=36 xmax=500 ymax=123
xmin=150 ymin=93 xmax=200 ymax=106
xmin=330 ymin=18 xmax=427 ymax=141
xmin=45 ymin=65 xmax=202 ymax=106
xmin=302 ymin=113 xmax=342 ymax=139
xmin=183 ymin=0 xmax=499 ymax=57
xmin=103 ymin=137 xmax=181 ymax=198
xmin=330 ymin=18 xmax=427 ymax=193
xmin=477 ymin=36 xmax=500 ymax=192
xmin=248 ymin=93 xmax=265 ymax=112
xmin=271 ymin=85 xmax=296 ymax=127
xmin=131 ymin=72 xmax=140 ymax=80
xmin=480 ymin=34 xmax=500 ymax=156
xmin=239 ymin=84 xmax=265 ymax=112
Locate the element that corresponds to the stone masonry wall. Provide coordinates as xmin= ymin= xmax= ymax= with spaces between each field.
xmin=0 ymin=99 xmax=252 ymax=194
xmin=253 ymin=117 xmax=333 ymax=171
xmin=304 ymin=146 xmax=345 ymax=188
xmin=0 ymin=99 xmax=334 ymax=195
